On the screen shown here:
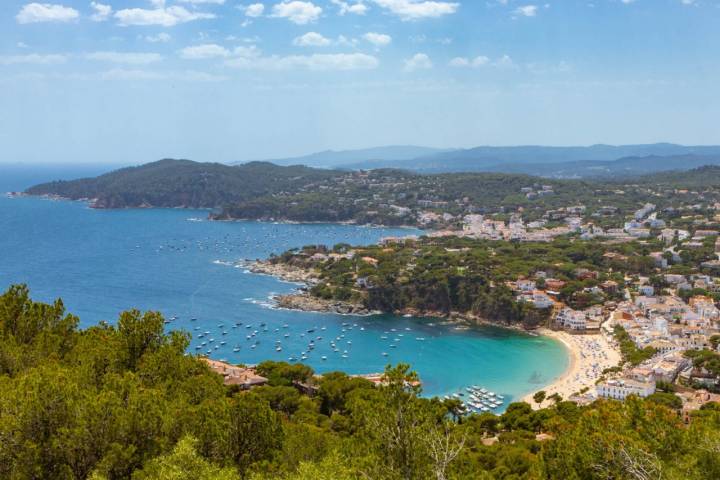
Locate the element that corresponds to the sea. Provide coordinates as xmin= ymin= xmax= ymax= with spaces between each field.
xmin=0 ymin=165 xmax=568 ymax=405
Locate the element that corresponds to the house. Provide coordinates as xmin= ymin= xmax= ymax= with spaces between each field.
xmin=203 ymin=359 xmax=268 ymax=389
xmin=639 ymin=285 xmax=655 ymax=297
xmin=545 ymin=279 xmax=566 ymax=291
xmin=600 ymin=280 xmax=619 ymax=294
xmin=516 ymin=279 xmax=536 ymax=293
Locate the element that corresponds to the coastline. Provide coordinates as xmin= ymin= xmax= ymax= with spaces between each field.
xmin=521 ymin=328 xmax=621 ymax=409
xmin=247 ymin=259 xmax=622 ymax=408
xmin=16 ymin=194 xmax=429 ymax=231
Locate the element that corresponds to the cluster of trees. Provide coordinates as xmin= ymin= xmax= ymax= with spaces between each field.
xmin=272 ymin=237 xmax=664 ymax=325
xmin=3 ymin=285 xmax=720 ymax=479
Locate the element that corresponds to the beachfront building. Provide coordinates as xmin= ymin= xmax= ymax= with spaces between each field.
xmin=556 ymin=307 xmax=587 ymax=331
xmin=597 ymin=378 xmax=656 ymax=400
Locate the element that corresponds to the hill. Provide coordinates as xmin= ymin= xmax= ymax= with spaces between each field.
xmin=638 ymin=165 xmax=720 ymax=188
xmin=242 ymin=145 xmax=450 ymax=168
xmin=476 ymin=154 xmax=720 ymax=179
xmin=26 ymin=159 xmax=343 ymax=209
xmin=343 ymin=144 xmax=720 ymax=176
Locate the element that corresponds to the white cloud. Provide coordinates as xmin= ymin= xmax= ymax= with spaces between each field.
xmin=680 ymin=0 xmax=696 ymax=4
xmin=293 ymin=32 xmax=332 ymax=47
xmin=143 ymin=32 xmax=172 ymax=43
xmin=90 ymin=2 xmax=112 ymax=22
xmin=179 ymin=44 xmax=261 ymax=59
xmin=449 ymin=55 xmax=489 ymax=68
xmin=271 ymin=1 xmax=322 ymax=24
xmin=225 ymin=52 xmax=378 ymax=70
xmin=363 ymin=32 xmax=392 ymax=47
xmin=100 ymin=68 xmax=227 ymax=82
xmin=495 ymin=54 xmax=515 ymax=68
xmin=372 ymin=0 xmax=458 ymax=21
xmin=244 ymin=3 xmax=265 ymax=17
xmin=178 ymin=43 xmax=230 ymax=59
xmin=403 ymin=52 xmax=432 ymax=71
xmin=514 ymin=5 xmax=537 ymax=16
xmin=331 ymin=0 xmax=368 ymax=15
xmin=85 ymin=51 xmax=163 ymax=64
xmin=114 ymin=6 xmax=215 ymax=27
xmin=0 ymin=53 xmax=67 ymax=65
xmin=178 ymin=0 xmax=226 ymax=4
xmin=16 ymin=3 xmax=79 ymax=24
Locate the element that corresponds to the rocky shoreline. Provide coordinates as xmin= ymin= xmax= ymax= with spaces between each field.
xmin=274 ymin=293 xmax=379 ymax=316
xmin=245 ymin=260 xmax=321 ymax=285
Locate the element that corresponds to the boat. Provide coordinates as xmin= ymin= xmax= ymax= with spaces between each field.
xmin=382 ymin=352 xmax=388 ymax=356
xmin=321 ymin=356 xmax=327 ymax=360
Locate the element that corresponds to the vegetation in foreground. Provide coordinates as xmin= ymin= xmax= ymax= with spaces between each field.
xmin=1 ymin=284 xmax=720 ymax=480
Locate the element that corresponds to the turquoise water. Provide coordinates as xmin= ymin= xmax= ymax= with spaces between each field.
xmin=0 ymin=169 xmax=568 ymax=404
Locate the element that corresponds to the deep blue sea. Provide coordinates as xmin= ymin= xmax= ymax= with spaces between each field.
xmin=0 ymin=165 xmax=568 ymax=404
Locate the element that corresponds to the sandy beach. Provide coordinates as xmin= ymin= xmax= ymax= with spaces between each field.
xmin=523 ymin=328 xmax=621 ymax=409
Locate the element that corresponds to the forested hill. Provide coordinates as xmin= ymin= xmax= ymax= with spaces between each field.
xmin=637 ymin=165 xmax=720 ymax=188
xmin=25 ymin=159 xmax=720 ymax=226
xmin=25 ymin=159 xmax=343 ymax=209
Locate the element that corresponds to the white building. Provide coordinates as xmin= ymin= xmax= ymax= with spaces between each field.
xmin=597 ymin=378 xmax=656 ymax=400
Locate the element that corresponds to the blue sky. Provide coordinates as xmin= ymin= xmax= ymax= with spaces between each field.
xmin=1 ymin=0 xmax=719 ymax=164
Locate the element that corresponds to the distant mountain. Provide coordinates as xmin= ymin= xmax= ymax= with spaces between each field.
xmin=343 ymin=144 xmax=720 ymax=175
xmin=26 ymin=159 xmax=343 ymax=209
xmin=474 ymin=154 xmax=720 ymax=179
xmin=241 ymin=145 xmax=450 ymax=168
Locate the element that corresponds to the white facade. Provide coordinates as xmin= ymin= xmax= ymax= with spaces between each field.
xmin=597 ymin=379 xmax=656 ymax=400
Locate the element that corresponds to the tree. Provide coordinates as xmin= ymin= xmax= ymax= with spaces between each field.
xmin=130 ymin=437 xmax=238 ymax=480
xmin=533 ymin=390 xmax=547 ymax=405
xmin=226 ymin=393 xmax=283 ymax=477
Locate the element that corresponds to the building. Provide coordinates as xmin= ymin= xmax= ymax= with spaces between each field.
xmin=556 ymin=307 xmax=588 ymax=331
xmin=203 ymin=359 xmax=268 ymax=389
xmin=597 ymin=378 xmax=656 ymax=400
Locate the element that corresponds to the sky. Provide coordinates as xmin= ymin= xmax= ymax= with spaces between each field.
xmin=1 ymin=0 xmax=720 ymax=164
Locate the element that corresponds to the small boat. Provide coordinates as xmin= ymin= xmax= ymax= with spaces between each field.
xmin=382 ymin=352 xmax=388 ymax=356
xmin=321 ymin=356 xmax=327 ymax=360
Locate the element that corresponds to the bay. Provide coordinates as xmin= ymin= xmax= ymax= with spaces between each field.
xmin=0 ymin=167 xmax=568 ymax=405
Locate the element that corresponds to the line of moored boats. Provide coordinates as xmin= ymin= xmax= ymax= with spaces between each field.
xmin=445 ymin=386 xmax=505 ymax=413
